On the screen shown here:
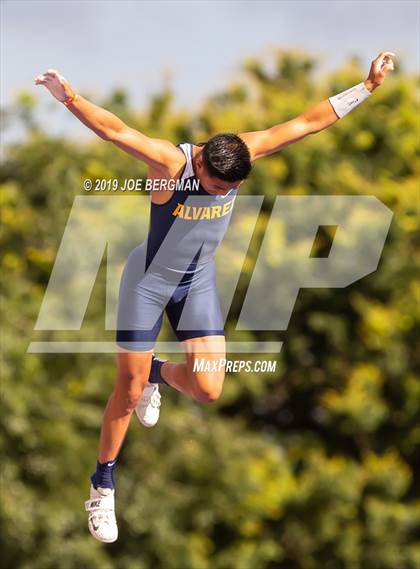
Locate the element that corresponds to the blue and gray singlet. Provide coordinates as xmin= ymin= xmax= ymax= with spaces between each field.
xmin=116 ymin=142 xmax=238 ymax=350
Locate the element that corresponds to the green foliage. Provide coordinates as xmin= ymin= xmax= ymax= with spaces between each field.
xmin=1 ymin=50 xmax=419 ymax=568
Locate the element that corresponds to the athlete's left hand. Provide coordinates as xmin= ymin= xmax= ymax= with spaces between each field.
xmin=365 ymin=51 xmax=396 ymax=91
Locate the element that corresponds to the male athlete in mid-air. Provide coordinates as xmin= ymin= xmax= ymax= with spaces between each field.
xmin=35 ymin=50 xmax=395 ymax=542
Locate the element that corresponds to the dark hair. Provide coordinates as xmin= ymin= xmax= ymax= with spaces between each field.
xmin=201 ymin=133 xmax=252 ymax=182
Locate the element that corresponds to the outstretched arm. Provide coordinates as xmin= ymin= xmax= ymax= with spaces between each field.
xmin=239 ymin=51 xmax=395 ymax=161
xmin=34 ymin=69 xmax=180 ymax=172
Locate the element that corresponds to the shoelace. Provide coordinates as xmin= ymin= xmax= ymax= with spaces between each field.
xmin=91 ymin=505 xmax=115 ymax=521
xmin=139 ymin=387 xmax=161 ymax=409
xmin=150 ymin=390 xmax=161 ymax=408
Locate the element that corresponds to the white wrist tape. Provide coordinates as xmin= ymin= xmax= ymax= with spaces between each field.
xmin=328 ymin=82 xmax=371 ymax=119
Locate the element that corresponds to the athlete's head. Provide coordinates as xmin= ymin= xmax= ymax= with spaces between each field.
xmin=195 ymin=133 xmax=252 ymax=195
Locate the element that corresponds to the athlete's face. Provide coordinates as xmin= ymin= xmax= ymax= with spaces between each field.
xmin=196 ymin=157 xmax=244 ymax=195
xmin=202 ymin=175 xmax=244 ymax=195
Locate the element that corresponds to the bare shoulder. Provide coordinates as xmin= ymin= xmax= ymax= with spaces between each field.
xmin=148 ymin=147 xmax=186 ymax=205
xmin=111 ymin=128 xmax=186 ymax=173
xmin=237 ymin=132 xmax=264 ymax=162
xmin=153 ymin=138 xmax=186 ymax=174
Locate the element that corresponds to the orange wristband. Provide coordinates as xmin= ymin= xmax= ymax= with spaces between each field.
xmin=63 ymin=93 xmax=78 ymax=107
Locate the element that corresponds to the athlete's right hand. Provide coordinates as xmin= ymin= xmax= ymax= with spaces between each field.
xmin=34 ymin=69 xmax=76 ymax=102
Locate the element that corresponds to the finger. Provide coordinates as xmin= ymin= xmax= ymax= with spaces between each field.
xmin=382 ymin=57 xmax=395 ymax=69
xmin=374 ymin=51 xmax=396 ymax=62
xmin=372 ymin=59 xmax=383 ymax=74
xmin=373 ymin=53 xmax=394 ymax=72
xmin=44 ymin=70 xmax=66 ymax=83
xmin=44 ymin=70 xmax=65 ymax=82
xmin=381 ymin=57 xmax=394 ymax=70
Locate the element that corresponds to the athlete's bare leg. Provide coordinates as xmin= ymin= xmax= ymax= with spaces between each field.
xmin=88 ymin=338 xmax=225 ymax=542
xmin=98 ymin=336 xmax=225 ymax=461
xmin=160 ymin=335 xmax=226 ymax=403
xmin=98 ymin=349 xmax=153 ymax=462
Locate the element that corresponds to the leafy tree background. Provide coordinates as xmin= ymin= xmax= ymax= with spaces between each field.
xmin=1 ymin=50 xmax=419 ymax=569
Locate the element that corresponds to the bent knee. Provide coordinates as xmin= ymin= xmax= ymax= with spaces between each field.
xmin=190 ymin=372 xmax=225 ymax=404
xmin=124 ymin=386 xmax=144 ymax=410
xmin=116 ymin=371 xmax=149 ymax=411
xmin=194 ymin=390 xmax=222 ymax=404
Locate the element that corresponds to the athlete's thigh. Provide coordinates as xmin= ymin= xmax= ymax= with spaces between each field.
xmin=166 ymin=262 xmax=225 ymax=342
xmin=116 ymin=243 xmax=167 ymax=352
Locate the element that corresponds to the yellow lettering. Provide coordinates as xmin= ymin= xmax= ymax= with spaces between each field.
xmin=172 ymin=203 xmax=183 ymax=217
xmin=192 ymin=207 xmax=203 ymax=220
xmin=211 ymin=205 xmax=222 ymax=219
xmin=222 ymin=201 xmax=233 ymax=216
xmin=201 ymin=207 xmax=211 ymax=220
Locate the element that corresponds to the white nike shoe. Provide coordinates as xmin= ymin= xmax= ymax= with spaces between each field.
xmin=135 ymin=383 xmax=161 ymax=427
xmin=85 ymin=486 xmax=118 ymax=543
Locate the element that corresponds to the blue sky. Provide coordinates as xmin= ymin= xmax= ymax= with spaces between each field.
xmin=1 ymin=0 xmax=419 ymax=142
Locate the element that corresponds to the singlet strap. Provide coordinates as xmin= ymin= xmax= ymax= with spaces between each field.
xmin=177 ymin=143 xmax=195 ymax=180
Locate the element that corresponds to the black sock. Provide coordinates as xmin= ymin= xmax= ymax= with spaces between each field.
xmin=91 ymin=459 xmax=117 ymax=490
xmin=148 ymin=355 xmax=169 ymax=385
